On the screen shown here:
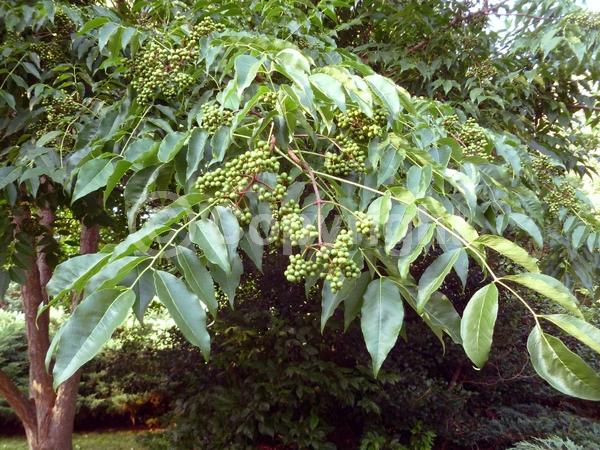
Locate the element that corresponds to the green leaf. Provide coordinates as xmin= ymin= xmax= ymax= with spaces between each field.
xmin=154 ymin=270 xmax=210 ymax=360
xmin=344 ymin=272 xmax=371 ymax=331
xmin=397 ymin=222 xmax=436 ymax=278
xmin=475 ymin=235 xmax=539 ymax=273
xmin=541 ymin=314 xmax=600 ymax=355
xmin=384 ymin=203 xmax=416 ymax=254
xmin=423 ymin=292 xmax=462 ymax=344
xmin=406 ymin=165 xmax=431 ymax=198
xmin=84 ymin=256 xmax=149 ymax=295
xmin=416 ymin=248 xmax=461 ymax=313
xmin=210 ymin=126 xmax=231 ymax=164
xmin=124 ymin=165 xmax=161 ymax=229
xmin=52 ymin=288 xmax=135 ymax=388
xmin=120 ymin=265 xmax=155 ymax=323
xmin=72 ymin=158 xmax=114 ymax=203
xmin=460 ymin=283 xmax=498 ymax=368
xmin=367 ymin=192 xmax=392 ymax=230
xmin=79 ymin=16 xmax=111 ymax=34
xmin=103 ymin=159 xmax=131 ymax=205
xmin=240 ymin=232 xmax=263 ymax=271
xmin=158 ymin=131 xmax=187 ymax=163
xmin=112 ymin=205 xmax=186 ymax=260
xmin=209 ymin=253 xmax=243 ymax=308
xmin=234 ymin=54 xmax=263 ymax=97
xmin=321 ymin=275 xmax=370 ymax=333
xmin=321 ymin=280 xmax=345 ymax=333
xmin=365 ymin=74 xmax=400 ymax=117
xmin=377 ymin=146 xmax=404 ymax=186
xmin=190 ymin=218 xmax=231 ymax=273
xmin=571 ymin=225 xmax=587 ymax=250
xmin=527 ymin=326 xmax=600 ymax=401
xmin=509 ymin=213 xmax=543 ymax=248
xmin=504 ymin=273 xmax=582 ymax=317
xmin=310 ymin=73 xmax=346 ymax=111
xmin=0 ymin=90 xmax=16 ymax=109
xmin=0 ymin=167 xmax=21 ymax=190
xmin=123 ymin=138 xmax=158 ymax=164
xmin=47 ymin=253 xmax=110 ymax=298
xmin=98 ymin=22 xmax=119 ymax=52
xmin=361 ymin=278 xmax=404 ymax=376
xmin=187 ymin=128 xmax=209 ymax=181
xmin=213 ymin=206 xmax=241 ymax=262
xmin=175 ymin=246 xmax=218 ymax=317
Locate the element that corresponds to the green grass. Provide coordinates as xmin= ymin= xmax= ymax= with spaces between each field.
xmin=0 ymin=431 xmax=147 ymax=450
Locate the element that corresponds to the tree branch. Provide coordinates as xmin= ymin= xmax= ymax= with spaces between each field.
xmin=0 ymin=370 xmax=35 ymax=430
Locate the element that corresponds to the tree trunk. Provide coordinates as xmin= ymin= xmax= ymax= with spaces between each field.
xmin=0 ymin=200 xmax=100 ymax=450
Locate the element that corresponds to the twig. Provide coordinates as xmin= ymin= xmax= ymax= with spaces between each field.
xmin=287 ymin=147 xmax=324 ymax=245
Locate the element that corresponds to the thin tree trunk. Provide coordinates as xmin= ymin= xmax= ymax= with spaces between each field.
xmin=0 ymin=199 xmax=100 ymax=450
xmin=19 ymin=204 xmax=55 ymax=449
xmin=46 ymin=223 xmax=100 ymax=450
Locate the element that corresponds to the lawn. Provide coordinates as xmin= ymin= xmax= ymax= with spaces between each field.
xmin=0 ymin=431 xmax=147 ymax=450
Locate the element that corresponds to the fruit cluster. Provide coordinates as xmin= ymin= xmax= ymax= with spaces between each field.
xmin=466 ymin=60 xmax=497 ymax=81
xmin=31 ymin=94 xmax=80 ymax=147
xmin=323 ymin=134 xmax=365 ymax=175
xmin=194 ymin=140 xmax=279 ymax=204
xmin=532 ymin=153 xmax=564 ymax=186
xmin=262 ymin=91 xmax=278 ymax=110
xmin=188 ymin=17 xmax=226 ymax=41
xmin=30 ymin=41 xmax=65 ymax=67
xmin=335 ymin=108 xmax=386 ymax=142
xmin=129 ymin=41 xmax=196 ymax=104
xmin=254 ymin=172 xmax=290 ymax=203
xmin=545 ymin=181 xmax=580 ymax=218
xmin=570 ymin=12 xmax=600 ymax=30
xmin=284 ymin=230 xmax=360 ymax=292
xmin=444 ymin=116 xmax=491 ymax=160
xmin=52 ymin=10 xmax=76 ymax=40
xmin=354 ymin=211 xmax=378 ymax=238
xmin=200 ymin=104 xmax=234 ymax=133
xmin=280 ymin=210 xmax=318 ymax=246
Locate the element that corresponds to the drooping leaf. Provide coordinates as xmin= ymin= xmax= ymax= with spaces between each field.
xmin=510 ymin=213 xmax=543 ymax=248
xmin=190 ymin=218 xmax=231 ymax=273
xmin=153 ymin=270 xmax=210 ymax=359
xmin=124 ymin=165 xmax=162 ymax=229
xmin=541 ymin=314 xmax=600 ymax=355
xmin=209 ymin=253 xmax=243 ymax=308
xmin=72 ymin=158 xmax=114 ymax=203
xmin=384 ymin=203 xmax=416 ymax=254
xmin=367 ymin=192 xmax=392 ymax=231
xmin=361 ymin=278 xmax=404 ymax=376
xmin=234 ymin=54 xmax=263 ymax=97
xmin=47 ymin=253 xmax=110 ymax=298
xmin=344 ymin=271 xmax=371 ymax=331
xmin=423 ymin=292 xmax=462 ymax=344
xmin=158 ymin=131 xmax=187 ymax=163
xmin=475 ymin=235 xmax=539 ymax=273
xmin=460 ymin=283 xmax=498 ymax=368
xmin=187 ymin=128 xmax=209 ymax=181
xmin=527 ymin=326 xmax=600 ymax=401
xmin=397 ymin=222 xmax=436 ymax=277
xmin=175 ymin=246 xmax=218 ymax=317
xmin=52 ymin=288 xmax=135 ymax=388
xmin=504 ymin=273 xmax=582 ymax=317
xmin=416 ymin=248 xmax=461 ymax=313
xmin=213 ymin=205 xmax=241 ymax=262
